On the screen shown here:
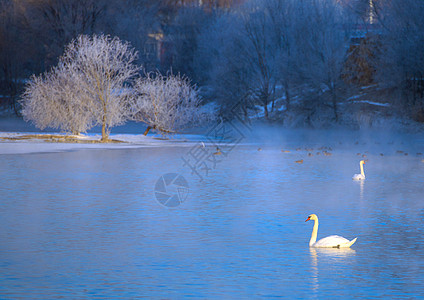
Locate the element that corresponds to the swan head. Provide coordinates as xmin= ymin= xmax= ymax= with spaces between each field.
xmin=305 ymin=214 xmax=318 ymax=222
xmin=360 ymin=160 xmax=366 ymax=165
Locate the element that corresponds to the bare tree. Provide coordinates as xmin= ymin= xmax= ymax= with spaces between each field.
xmin=21 ymin=62 xmax=93 ymax=134
xmin=241 ymin=3 xmax=280 ymax=119
xmin=131 ymin=71 xmax=214 ymax=135
xmin=199 ymin=0 xmax=355 ymax=123
xmin=293 ymin=0 xmax=352 ymax=122
xmin=201 ymin=2 xmax=281 ymax=120
xmin=266 ymin=0 xmax=298 ymax=112
xmin=20 ymin=0 xmax=107 ymax=67
xmin=196 ymin=12 xmax=255 ymax=120
xmin=21 ymin=34 xmax=140 ymax=140
xmin=373 ymin=0 xmax=424 ymax=120
xmin=0 ymin=0 xmax=34 ymax=113
xmin=61 ymin=35 xmax=140 ymax=141
xmin=21 ymin=73 xmax=57 ymax=131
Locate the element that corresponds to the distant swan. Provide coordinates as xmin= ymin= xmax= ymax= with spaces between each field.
xmin=305 ymin=214 xmax=357 ymax=248
xmin=352 ymin=160 xmax=366 ymax=180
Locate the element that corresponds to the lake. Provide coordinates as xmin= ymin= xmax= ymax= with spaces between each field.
xmin=0 ymin=128 xmax=424 ymax=298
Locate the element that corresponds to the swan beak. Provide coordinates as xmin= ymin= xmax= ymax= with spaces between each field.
xmin=305 ymin=217 xmax=310 ymax=222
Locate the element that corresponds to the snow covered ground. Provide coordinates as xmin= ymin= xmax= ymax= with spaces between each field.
xmin=0 ymin=117 xmax=213 ymax=154
xmin=0 ymin=132 xmax=210 ymax=155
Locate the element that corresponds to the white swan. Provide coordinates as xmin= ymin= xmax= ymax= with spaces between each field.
xmin=305 ymin=214 xmax=357 ymax=248
xmin=352 ymin=160 xmax=366 ymax=180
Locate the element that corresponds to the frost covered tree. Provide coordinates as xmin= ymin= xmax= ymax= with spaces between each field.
xmin=21 ymin=61 xmax=93 ymax=134
xmin=21 ymin=34 xmax=140 ymax=140
xmin=61 ymin=35 xmax=140 ymax=141
xmin=131 ymin=71 xmax=213 ymax=136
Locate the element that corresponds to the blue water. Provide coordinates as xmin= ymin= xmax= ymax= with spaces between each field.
xmin=1 ymin=133 xmax=424 ymax=298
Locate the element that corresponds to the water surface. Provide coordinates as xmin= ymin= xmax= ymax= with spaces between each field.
xmin=1 ymin=131 xmax=424 ymax=298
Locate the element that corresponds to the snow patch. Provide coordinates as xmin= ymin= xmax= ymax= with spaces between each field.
xmin=350 ymin=100 xmax=390 ymax=107
xmin=0 ymin=132 xmax=209 ymax=155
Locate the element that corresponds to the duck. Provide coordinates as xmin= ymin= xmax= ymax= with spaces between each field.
xmin=352 ymin=160 xmax=366 ymax=180
xmin=305 ymin=214 xmax=357 ymax=248
xmin=213 ymin=147 xmax=222 ymax=155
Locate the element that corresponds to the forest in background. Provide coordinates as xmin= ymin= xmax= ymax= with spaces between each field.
xmin=1 ymin=0 xmax=424 ymax=129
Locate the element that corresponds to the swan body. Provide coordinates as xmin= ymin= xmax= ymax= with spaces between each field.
xmin=352 ymin=160 xmax=366 ymax=180
xmin=311 ymin=235 xmax=357 ymax=248
xmin=305 ymin=214 xmax=357 ymax=248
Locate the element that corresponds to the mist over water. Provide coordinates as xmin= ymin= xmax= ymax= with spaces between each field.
xmin=0 ymin=124 xmax=424 ymax=298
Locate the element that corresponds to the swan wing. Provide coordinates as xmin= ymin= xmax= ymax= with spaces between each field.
xmin=352 ymin=174 xmax=365 ymax=180
xmin=313 ymin=235 xmax=357 ymax=248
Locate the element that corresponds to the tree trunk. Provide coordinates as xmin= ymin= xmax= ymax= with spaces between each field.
xmin=285 ymin=82 xmax=291 ymax=111
xmin=264 ymin=103 xmax=269 ymax=119
xmin=101 ymin=98 xmax=108 ymax=141
xmin=101 ymin=115 xmax=108 ymax=142
xmin=263 ymin=92 xmax=269 ymax=120
xmin=243 ymin=102 xmax=251 ymax=125
xmin=143 ymin=126 xmax=153 ymax=136
xmin=331 ymin=90 xmax=338 ymax=122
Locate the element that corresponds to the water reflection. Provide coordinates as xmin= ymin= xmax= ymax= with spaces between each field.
xmin=310 ymin=247 xmax=356 ymax=295
xmin=358 ymin=180 xmax=365 ymax=200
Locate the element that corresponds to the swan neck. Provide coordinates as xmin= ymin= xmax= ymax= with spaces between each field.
xmin=310 ymin=219 xmax=318 ymax=246
xmin=360 ymin=162 xmax=365 ymax=177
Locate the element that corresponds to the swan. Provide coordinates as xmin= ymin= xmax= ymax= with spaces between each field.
xmin=305 ymin=214 xmax=357 ymax=248
xmin=352 ymin=160 xmax=366 ymax=180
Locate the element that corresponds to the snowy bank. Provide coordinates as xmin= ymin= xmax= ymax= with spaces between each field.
xmin=0 ymin=132 xmax=208 ymax=155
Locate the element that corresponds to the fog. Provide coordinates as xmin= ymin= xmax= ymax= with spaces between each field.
xmin=1 ymin=116 xmax=423 ymax=155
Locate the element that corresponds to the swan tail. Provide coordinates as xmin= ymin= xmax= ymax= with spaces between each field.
xmin=335 ymin=237 xmax=357 ymax=248
xmin=346 ymin=237 xmax=357 ymax=248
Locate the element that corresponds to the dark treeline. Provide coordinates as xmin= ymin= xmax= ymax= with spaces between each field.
xmin=1 ymin=0 xmax=423 ymax=126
